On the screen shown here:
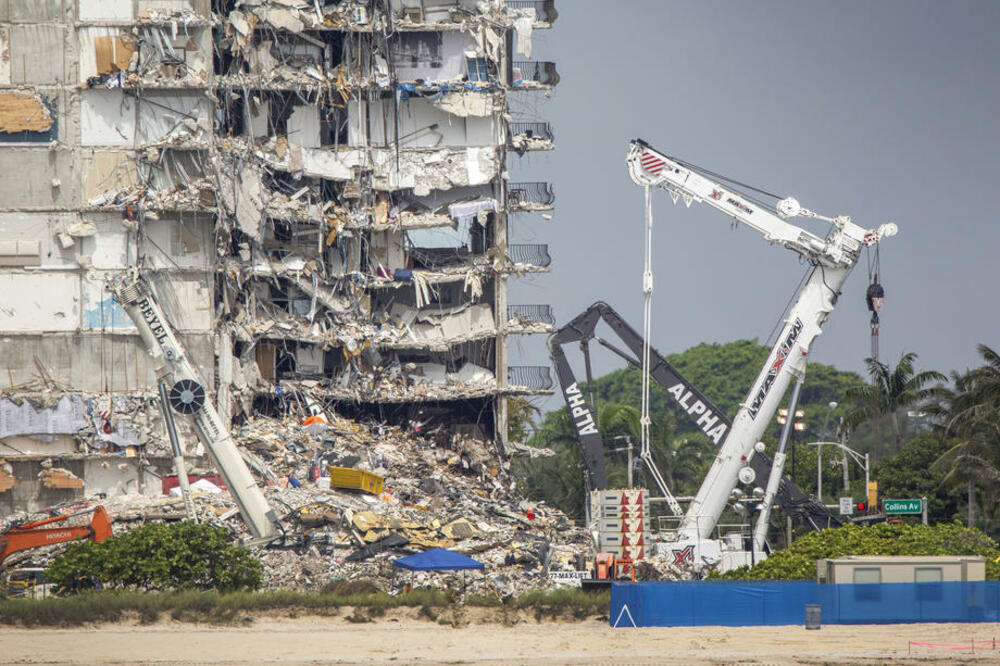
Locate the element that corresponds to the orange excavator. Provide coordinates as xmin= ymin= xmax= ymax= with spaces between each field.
xmin=0 ymin=506 xmax=113 ymax=568
xmin=582 ymin=552 xmax=636 ymax=591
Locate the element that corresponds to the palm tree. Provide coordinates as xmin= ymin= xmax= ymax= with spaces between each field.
xmin=930 ymin=428 xmax=1000 ymax=527
xmin=844 ymin=351 xmax=945 ymax=459
xmin=659 ymin=435 xmax=712 ymax=494
xmin=506 ymin=396 xmax=542 ymax=443
xmin=928 ymin=346 xmax=1000 ymax=527
xmin=597 ymin=402 xmax=641 ymax=442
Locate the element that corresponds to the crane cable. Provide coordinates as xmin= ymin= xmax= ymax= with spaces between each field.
xmin=641 ymin=186 xmax=684 ymax=517
xmin=640 ymin=186 xmax=653 ymax=467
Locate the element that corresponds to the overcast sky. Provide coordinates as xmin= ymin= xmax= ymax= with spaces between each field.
xmin=507 ymin=0 xmax=1000 ymax=411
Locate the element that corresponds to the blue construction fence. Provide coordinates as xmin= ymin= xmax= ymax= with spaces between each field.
xmin=610 ymin=580 xmax=1000 ymax=627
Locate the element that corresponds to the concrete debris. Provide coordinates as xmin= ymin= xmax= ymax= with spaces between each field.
xmin=430 ymin=91 xmax=502 ymax=118
xmin=216 ymin=161 xmax=266 ymax=241
xmin=136 ymin=9 xmax=213 ymax=28
xmin=371 ymin=147 xmax=500 ymax=194
xmin=509 ymin=134 xmax=554 ymax=153
xmin=505 ymin=312 xmax=555 ymax=334
xmin=4 ymin=411 xmax=598 ymax=595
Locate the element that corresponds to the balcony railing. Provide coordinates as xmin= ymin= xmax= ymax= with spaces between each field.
xmin=507 ymin=182 xmax=555 ymax=207
xmin=507 ymin=0 xmax=558 ymax=23
xmin=507 ymin=304 xmax=555 ymax=325
xmin=508 ymin=365 xmax=554 ymax=390
xmin=508 ymin=244 xmax=551 ymax=267
xmin=509 ymin=121 xmax=554 ymax=143
xmin=512 ymin=61 xmax=560 ymax=87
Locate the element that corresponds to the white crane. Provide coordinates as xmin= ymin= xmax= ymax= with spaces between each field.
xmin=109 ymin=274 xmax=281 ymax=541
xmin=626 ymin=139 xmax=896 ymax=569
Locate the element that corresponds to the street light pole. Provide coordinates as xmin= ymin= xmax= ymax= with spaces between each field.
xmin=840 ymin=418 xmax=850 ymax=493
xmin=808 ymin=439 xmax=869 ymax=510
xmin=864 ymin=452 xmax=870 ymax=505
xmin=777 ymin=407 xmax=806 ymax=488
xmin=816 ymin=401 xmax=838 ymax=504
xmin=627 ymin=436 xmax=634 ymax=489
xmin=817 ymin=443 xmax=823 ymax=504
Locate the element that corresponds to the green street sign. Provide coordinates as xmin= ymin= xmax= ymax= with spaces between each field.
xmin=884 ymin=499 xmax=923 ymax=514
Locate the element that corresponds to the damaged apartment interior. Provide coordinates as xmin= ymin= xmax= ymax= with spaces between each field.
xmin=0 ymin=0 xmax=558 ymax=514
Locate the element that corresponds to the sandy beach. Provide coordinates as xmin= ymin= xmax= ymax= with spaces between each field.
xmin=2 ymin=613 xmax=999 ymax=665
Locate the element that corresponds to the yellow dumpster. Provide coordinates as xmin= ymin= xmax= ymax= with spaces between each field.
xmin=328 ymin=466 xmax=384 ymax=495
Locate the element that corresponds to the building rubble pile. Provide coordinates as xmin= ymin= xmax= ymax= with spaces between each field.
xmin=2 ymin=411 xmax=612 ymax=596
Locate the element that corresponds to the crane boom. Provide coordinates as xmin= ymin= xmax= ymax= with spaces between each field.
xmin=109 ymin=275 xmax=280 ymax=541
xmin=626 ymin=139 xmax=896 ymax=565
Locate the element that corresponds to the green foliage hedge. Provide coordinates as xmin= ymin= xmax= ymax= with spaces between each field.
xmin=0 ymin=588 xmax=609 ymax=627
xmin=45 ymin=521 xmax=262 ymax=594
xmin=711 ymin=522 xmax=1000 ymax=580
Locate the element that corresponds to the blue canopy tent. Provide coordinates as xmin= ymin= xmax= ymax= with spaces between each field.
xmin=393 ymin=548 xmax=484 ymax=593
xmin=393 ymin=548 xmax=484 ymax=571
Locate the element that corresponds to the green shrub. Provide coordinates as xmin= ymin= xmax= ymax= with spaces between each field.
xmin=0 ymin=586 xmax=611 ymax=627
xmin=509 ymin=588 xmax=610 ymax=619
xmin=711 ymin=522 xmax=1000 ymax=580
xmin=46 ymin=521 xmax=262 ymax=594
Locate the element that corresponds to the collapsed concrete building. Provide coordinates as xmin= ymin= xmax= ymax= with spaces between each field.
xmin=0 ymin=0 xmax=558 ymax=513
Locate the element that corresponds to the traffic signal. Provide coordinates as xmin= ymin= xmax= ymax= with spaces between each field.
xmin=856 ymin=501 xmax=867 ymax=512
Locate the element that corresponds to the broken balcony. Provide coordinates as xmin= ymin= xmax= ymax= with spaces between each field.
xmin=391 ymin=0 xmax=507 ymax=28
xmin=508 ymin=121 xmax=554 ymax=153
xmin=214 ymin=28 xmax=344 ymax=89
xmin=382 ymin=302 xmax=498 ymax=351
xmin=261 ymin=144 xmax=501 ymax=195
xmin=507 ymin=243 xmax=551 ymax=270
xmin=507 ymin=365 xmax=554 ymax=392
xmin=78 ymin=24 xmax=212 ymax=90
xmin=507 ymin=0 xmax=559 ymax=27
xmin=511 ymin=61 xmax=559 ymax=89
xmin=321 ymin=347 xmax=504 ymax=403
xmin=390 ymin=31 xmax=498 ymax=86
xmin=507 ymin=182 xmax=554 ymax=212
xmin=506 ymin=304 xmax=555 ymax=334
xmin=405 ymin=216 xmax=493 ymax=270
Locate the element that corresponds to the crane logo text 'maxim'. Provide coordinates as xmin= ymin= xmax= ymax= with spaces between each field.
xmin=748 ymin=317 xmax=804 ymax=420
xmin=563 ymin=383 xmax=598 ymax=436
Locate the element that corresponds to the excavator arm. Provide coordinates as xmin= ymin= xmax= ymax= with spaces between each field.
xmin=549 ymin=302 xmax=838 ymax=530
xmin=0 ymin=506 xmax=113 ymax=568
xmin=549 ymin=301 xmax=729 ymax=496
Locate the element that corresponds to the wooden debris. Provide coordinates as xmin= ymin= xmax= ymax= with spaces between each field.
xmin=0 ymin=92 xmax=53 ymax=134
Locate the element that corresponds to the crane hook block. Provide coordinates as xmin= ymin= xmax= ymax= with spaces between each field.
xmin=866 ymin=282 xmax=884 ymax=314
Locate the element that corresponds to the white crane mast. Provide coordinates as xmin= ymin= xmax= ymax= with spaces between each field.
xmin=109 ymin=274 xmax=281 ymax=541
xmin=626 ymin=139 xmax=896 ymax=561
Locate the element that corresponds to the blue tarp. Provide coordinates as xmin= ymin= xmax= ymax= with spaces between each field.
xmin=393 ymin=548 xmax=485 ymax=571
xmin=610 ymin=580 xmax=1000 ymax=627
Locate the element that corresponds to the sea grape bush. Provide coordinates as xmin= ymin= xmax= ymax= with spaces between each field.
xmin=46 ymin=521 xmax=262 ymax=593
xmin=711 ymin=522 xmax=1000 ymax=580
